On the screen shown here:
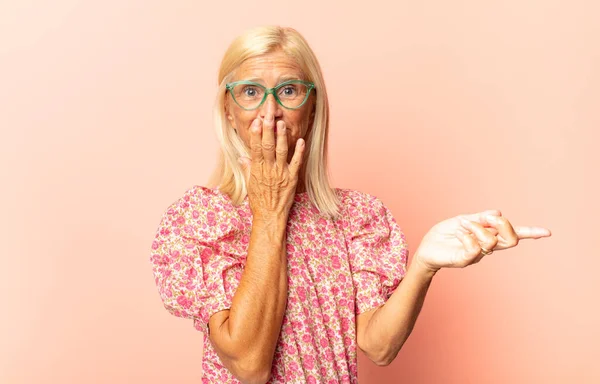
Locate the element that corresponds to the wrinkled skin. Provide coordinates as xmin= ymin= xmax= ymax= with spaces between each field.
xmin=225 ymin=50 xmax=315 ymax=219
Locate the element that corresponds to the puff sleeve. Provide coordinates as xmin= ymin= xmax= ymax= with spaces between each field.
xmin=149 ymin=186 xmax=245 ymax=334
xmin=346 ymin=191 xmax=409 ymax=315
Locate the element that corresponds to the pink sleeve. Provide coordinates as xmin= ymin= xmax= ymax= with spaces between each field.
xmin=149 ymin=187 xmax=244 ymax=334
xmin=346 ymin=192 xmax=409 ymax=315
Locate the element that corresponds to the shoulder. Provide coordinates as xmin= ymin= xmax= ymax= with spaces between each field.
xmin=330 ymin=188 xmax=399 ymax=238
xmin=333 ymin=187 xmax=387 ymax=216
xmin=162 ymin=185 xmax=236 ymax=215
xmin=157 ymin=185 xmax=244 ymax=240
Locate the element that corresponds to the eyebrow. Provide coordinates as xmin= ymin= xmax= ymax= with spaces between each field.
xmin=243 ymin=75 xmax=304 ymax=85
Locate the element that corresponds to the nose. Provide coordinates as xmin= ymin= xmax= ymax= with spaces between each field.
xmin=259 ymin=92 xmax=283 ymax=120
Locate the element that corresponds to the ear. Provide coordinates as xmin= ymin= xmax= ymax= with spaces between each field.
xmin=224 ymin=102 xmax=236 ymax=129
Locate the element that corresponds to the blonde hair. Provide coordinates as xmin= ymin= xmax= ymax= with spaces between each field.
xmin=206 ymin=25 xmax=340 ymax=219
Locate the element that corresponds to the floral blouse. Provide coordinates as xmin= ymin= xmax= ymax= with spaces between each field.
xmin=150 ymin=186 xmax=408 ymax=383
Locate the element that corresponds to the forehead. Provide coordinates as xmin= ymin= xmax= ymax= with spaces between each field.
xmin=234 ymin=51 xmax=304 ymax=83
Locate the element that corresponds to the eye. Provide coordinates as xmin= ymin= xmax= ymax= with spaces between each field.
xmin=242 ymin=86 xmax=260 ymax=97
xmin=279 ymin=85 xmax=298 ymax=97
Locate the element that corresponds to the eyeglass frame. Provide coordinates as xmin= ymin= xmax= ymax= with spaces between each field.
xmin=225 ymin=79 xmax=316 ymax=111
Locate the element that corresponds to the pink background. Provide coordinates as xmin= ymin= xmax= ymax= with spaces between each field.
xmin=2 ymin=0 xmax=598 ymax=383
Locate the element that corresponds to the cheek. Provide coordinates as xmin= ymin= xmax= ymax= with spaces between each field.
xmin=234 ymin=115 xmax=260 ymax=147
xmin=227 ymin=98 xmax=255 ymax=128
xmin=231 ymin=111 xmax=258 ymax=132
xmin=287 ymin=111 xmax=312 ymax=133
xmin=237 ymin=125 xmax=254 ymax=147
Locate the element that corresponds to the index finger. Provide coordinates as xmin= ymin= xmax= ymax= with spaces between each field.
xmin=514 ymin=226 xmax=552 ymax=239
xmin=249 ymin=118 xmax=263 ymax=163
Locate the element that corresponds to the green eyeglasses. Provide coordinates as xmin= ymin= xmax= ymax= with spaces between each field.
xmin=225 ymin=79 xmax=315 ymax=111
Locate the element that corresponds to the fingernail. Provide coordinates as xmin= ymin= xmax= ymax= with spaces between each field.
xmin=252 ymin=119 xmax=260 ymax=127
xmin=265 ymin=114 xmax=274 ymax=123
xmin=460 ymin=218 xmax=470 ymax=226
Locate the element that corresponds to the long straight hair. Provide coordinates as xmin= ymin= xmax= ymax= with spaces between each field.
xmin=206 ymin=25 xmax=340 ymax=219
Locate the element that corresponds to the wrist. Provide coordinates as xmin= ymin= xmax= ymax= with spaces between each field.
xmin=410 ymin=256 xmax=440 ymax=280
xmin=253 ymin=213 xmax=289 ymax=230
xmin=251 ymin=215 xmax=289 ymax=249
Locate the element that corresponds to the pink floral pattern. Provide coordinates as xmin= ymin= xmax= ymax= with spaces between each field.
xmin=150 ymin=186 xmax=408 ymax=383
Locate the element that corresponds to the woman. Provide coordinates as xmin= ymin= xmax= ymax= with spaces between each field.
xmin=150 ymin=25 xmax=551 ymax=383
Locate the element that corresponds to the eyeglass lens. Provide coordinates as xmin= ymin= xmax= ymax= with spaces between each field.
xmin=231 ymin=83 xmax=309 ymax=109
